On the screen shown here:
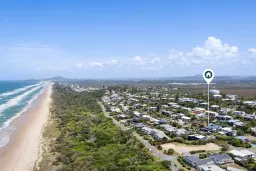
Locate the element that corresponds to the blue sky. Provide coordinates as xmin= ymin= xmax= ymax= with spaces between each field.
xmin=0 ymin=0 xmax=256 ymax=79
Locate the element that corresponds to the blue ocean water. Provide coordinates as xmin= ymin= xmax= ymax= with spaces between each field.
xmin=0 ymin=81 xmax=48 ymax=147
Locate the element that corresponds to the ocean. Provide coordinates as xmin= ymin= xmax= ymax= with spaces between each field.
xmin=0 ymin=81 xmax=48 ymax=147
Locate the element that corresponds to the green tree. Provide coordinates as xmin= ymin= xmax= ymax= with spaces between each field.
xmin=167 ymin=148 xmax=174 ymax=155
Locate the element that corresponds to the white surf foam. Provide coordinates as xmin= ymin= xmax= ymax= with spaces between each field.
xmin=0 ymin=126 xmax=15 ymax=148
xmin=0 ymin=83 xmax=49 ymax=148
xmin=0 ymin=83 xmax=46 ymax=114
xmin=1 ymin=84 xmax=48 ymax=129
xmin=0 ymin=82 xmax=43 ymax=97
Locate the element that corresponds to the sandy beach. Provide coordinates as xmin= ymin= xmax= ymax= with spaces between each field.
xmin=0 ymin=84 xmax=52 ymax=171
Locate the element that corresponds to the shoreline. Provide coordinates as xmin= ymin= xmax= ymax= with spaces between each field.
xmin=0 ymin=83 xmax=52 ymax=171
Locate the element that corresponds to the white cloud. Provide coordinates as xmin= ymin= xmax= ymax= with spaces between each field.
xmin=89 ymin=62 xmax=103 ymax=67
xmin=132 ymin=56 xmax=142 ymax=63
xmin=107 ymin=59 xmax=119 ymax=65
xmin=249 ymin=48 xmax=256 ymax=54
xmin=168 ymin=36 xmax=240 ymax=66
xmin=76 ymin=63 xmax=83 ymax=69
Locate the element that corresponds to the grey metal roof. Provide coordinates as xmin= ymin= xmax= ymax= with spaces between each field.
xmin=184 ymin=156 xmax=213 ymax=166
xmin=209 ymin=153 xmax=232 ymax=162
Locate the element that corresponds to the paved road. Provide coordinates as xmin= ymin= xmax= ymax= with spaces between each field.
xmin=98 ymin=102 xmax=176 ymax=161
xmin=98 ymin=102 xmax=189 ymax=170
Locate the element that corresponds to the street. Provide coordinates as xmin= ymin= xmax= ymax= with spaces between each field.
xmin=98 ymin=102 xmax=186 ymax=171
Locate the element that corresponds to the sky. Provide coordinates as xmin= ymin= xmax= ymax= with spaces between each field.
xmin=0 ymin=0 xmax=256 ymax=79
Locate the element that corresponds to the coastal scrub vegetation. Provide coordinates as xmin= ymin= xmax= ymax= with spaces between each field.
xmin=35 ymin=84 xmax=169 ymax=171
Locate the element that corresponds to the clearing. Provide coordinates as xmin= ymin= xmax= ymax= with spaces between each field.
xmin=161 ymin=142 xmax=221 ymax=154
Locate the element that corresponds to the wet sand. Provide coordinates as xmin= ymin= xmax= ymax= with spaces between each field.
xmin=0 ymin=84 xmax=52 ymax=171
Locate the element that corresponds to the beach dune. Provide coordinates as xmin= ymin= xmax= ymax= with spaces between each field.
xmin=0 ymin=84 xmax=52 ymax=171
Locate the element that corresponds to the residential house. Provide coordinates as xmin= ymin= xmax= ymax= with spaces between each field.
xmin=209 ymin=89 xmax=220 ymax=95
xmin=209 ymin=153 xmax=233 ymax=165
xmin=206 ymin=111 xmax=219 ymax=117
xmin=234 ymin=136 xmax=249 ymax=143
xmin=133 ymin=123 xmax=145 ymax=128
xmin=182 ymin=107 xmax=192 ymax=112
xmin=227 ymin=119 xmax=240 ymax=126
xmin=158 ymin=119 xmax=168 ymax=124
xmin=244 ymin=114 xmax=256 ymax=120
xmin=233 ymin=111 xmax=246 ymax=116
xmin=147 ymin=106 xmax=157 ymax=112
xmin=201 ymin=123 xmax=222 ymax=133
xmin=200 ymin=102 xmax=209 ymax=107
xmin=193 ymin=107 xmax=206 ymax=114
xmin=234 ymin=121 xmax=245 ymax=128
xmin=216 ymin=115 xmax=233 ymax=122
xmin=184 ymin=156 xmax=214 ymax=170
xmin=213 ymin=94 xmax=222 ymax=98
xmin=142 ymin=127 xmax=153 ymax=135
xmin=181 ymin=116 xmax=191 ymax=124
xmin=210 ymin=105 xmax=220 ymax=111
xmin=226 ymin=94 xmax=238 ymax=100
xmin=132 ymin=104 xmax=141 ymax=109
xmin=133 ymin=117 xmax=141 ymax=123
xmin=151 ymin=129 xmax=169 ymax=140
xmin=142 ymin=114 xmax=150 ymax=120
xmin=133 ymin=111 xmax=141 ymax=117
xmin=141 ymin=104 xmax=147 ymax=109
xmin=118 ymin=114 xmax=129 ymax=119
xmin=220 ymin=107 xmax=232 ymax=115
xmin=176 ymin=128 xmax=188 ymax=135
xmin=199 ymin=164 xmax=225 ymax=171
xmin=219 ymin=127 xmax=237 ymax=136
xmin=230 ymin=149 xmax=255 ymax=162
xmin=188 ymin=134 xmax=207 ymax=140
xmin=161 ymin=110 xmax=173 ymax=115
xmin=196 ymin=113 xmax=206 ymax=118
xmin=168 ymin=102 xmax=177 ymax=106
xmin=243 ymin=101 xmax=256 ymax=106
xmin=170 ymin=114 xmax=179 ymax=119
xmin=161 ymin=104 xmax=168 ymax=109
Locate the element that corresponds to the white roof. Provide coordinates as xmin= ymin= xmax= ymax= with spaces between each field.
xmin=240 ymin=149 xmax=254 ymax=156
xmin=230 ymin=149 xmax=254 ymax=157
xmin=181 ymin=116 xmax=191 ymax=120
xmin=200 ymin=164 xmax=225 ymax=171
xmin=222 ymin=127 xmax=232 ymax=131
xmin=142 ymin=115 xmax=150 ymax=118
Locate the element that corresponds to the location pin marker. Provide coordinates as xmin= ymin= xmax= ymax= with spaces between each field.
xmin=203 ymin=69 xmax=214 ymax=84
